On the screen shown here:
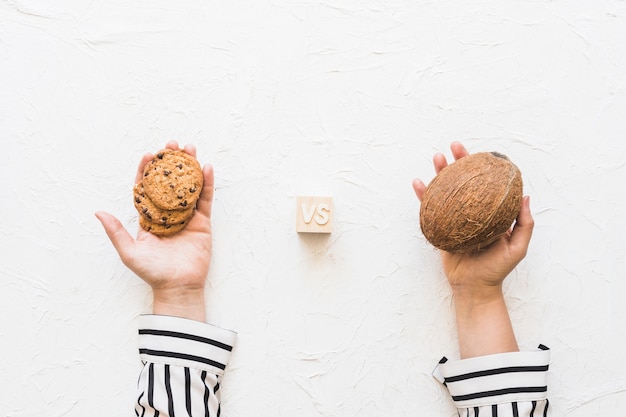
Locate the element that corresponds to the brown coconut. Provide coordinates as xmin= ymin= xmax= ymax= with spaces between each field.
xmin=419 ymin=151 xmax=523 ymax=253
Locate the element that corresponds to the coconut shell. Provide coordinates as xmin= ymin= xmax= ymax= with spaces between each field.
xmin=419 ymin=152 xmax=523 ymax=253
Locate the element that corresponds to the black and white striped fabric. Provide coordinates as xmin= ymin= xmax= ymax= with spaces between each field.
xmin=136 ymin=315 xmax=237 ymax=417
xmin=433 ymin=345 xmax=550 ymax=417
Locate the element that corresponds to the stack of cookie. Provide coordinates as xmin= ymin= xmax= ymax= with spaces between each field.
xmin=133 ymin=149 xmax=204 ymax=237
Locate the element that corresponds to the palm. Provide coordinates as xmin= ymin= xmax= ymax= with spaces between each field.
xmin=129 ymin=219 xmax=212 ymax=291
xmin=441 ymin=233 xmax=516 ymax=287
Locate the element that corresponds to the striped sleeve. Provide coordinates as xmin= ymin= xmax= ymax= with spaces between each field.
xmin=135 ymin=314 xmax=237 ymax=417
xmin=433 ymin=345 xmax=551 ymax=417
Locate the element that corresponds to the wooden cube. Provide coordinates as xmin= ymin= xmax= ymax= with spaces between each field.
xmin=296 ymin=196 xmax=333 ymax=234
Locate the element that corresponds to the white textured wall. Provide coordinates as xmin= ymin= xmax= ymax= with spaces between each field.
xmin=2 ymin=1 xmax=626 ymax=416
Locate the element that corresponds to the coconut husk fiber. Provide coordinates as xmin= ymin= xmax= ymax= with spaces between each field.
xmin=419 ymin=152 xmax=523 ymax=253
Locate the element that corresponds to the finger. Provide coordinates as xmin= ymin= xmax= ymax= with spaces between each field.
xmin=134 ymin=153 xmax=154 ymax=184
xmin=165 ymin=141 xmax=179 ymax=150
xmin=183 ymin=143 xmax=197 ymax=157
xmin=509 ymin=196 xmax=534 ymax=259
xmin=433 ymin=152 xmax=448 ymax=174
xmin=450 ymin=141 xmax=470 ymax=161
xmin=412 ymin=178 xmax=426 ymax=202
xmin=195 ymin=164 xmax=215 ymax=222
xmin=95 ymin=211 xmax=135 ymax=265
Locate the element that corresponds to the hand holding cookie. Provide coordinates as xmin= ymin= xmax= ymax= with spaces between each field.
xmin=96 ymin=141 xmax=214 ymax=322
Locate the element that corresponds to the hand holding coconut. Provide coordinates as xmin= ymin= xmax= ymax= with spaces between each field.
xmin=413 ymin=142 xmax=534 ymax=359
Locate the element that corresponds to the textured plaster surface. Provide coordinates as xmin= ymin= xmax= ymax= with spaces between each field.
xmin=1 ymin=1 xmax=626 ymax=416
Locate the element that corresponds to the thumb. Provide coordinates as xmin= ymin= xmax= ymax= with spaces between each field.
xmin=95 ymin=211 xmax=135 ymax=265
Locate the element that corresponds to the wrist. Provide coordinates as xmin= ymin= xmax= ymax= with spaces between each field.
xmin=152 ymin=287 xmax=206 ymax=322
xmin=451 ymin=283 xmax=505 ymax=308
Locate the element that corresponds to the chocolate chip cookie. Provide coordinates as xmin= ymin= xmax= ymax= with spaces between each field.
xmin=142 ymin=149 xmax=204 ymax=211
xmin=133 ymin=148 xmax=204 ymax=237
xmin=133 ymin=182 xmax=195 ymax=226
xmin=139 ymin=214 xmax=189 ymax=237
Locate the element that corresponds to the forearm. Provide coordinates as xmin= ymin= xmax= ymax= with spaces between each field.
xmin=453 ymin=285 xmax=518 ymax=359
xmin=436 ymin=286 xmax=550 ymax=416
